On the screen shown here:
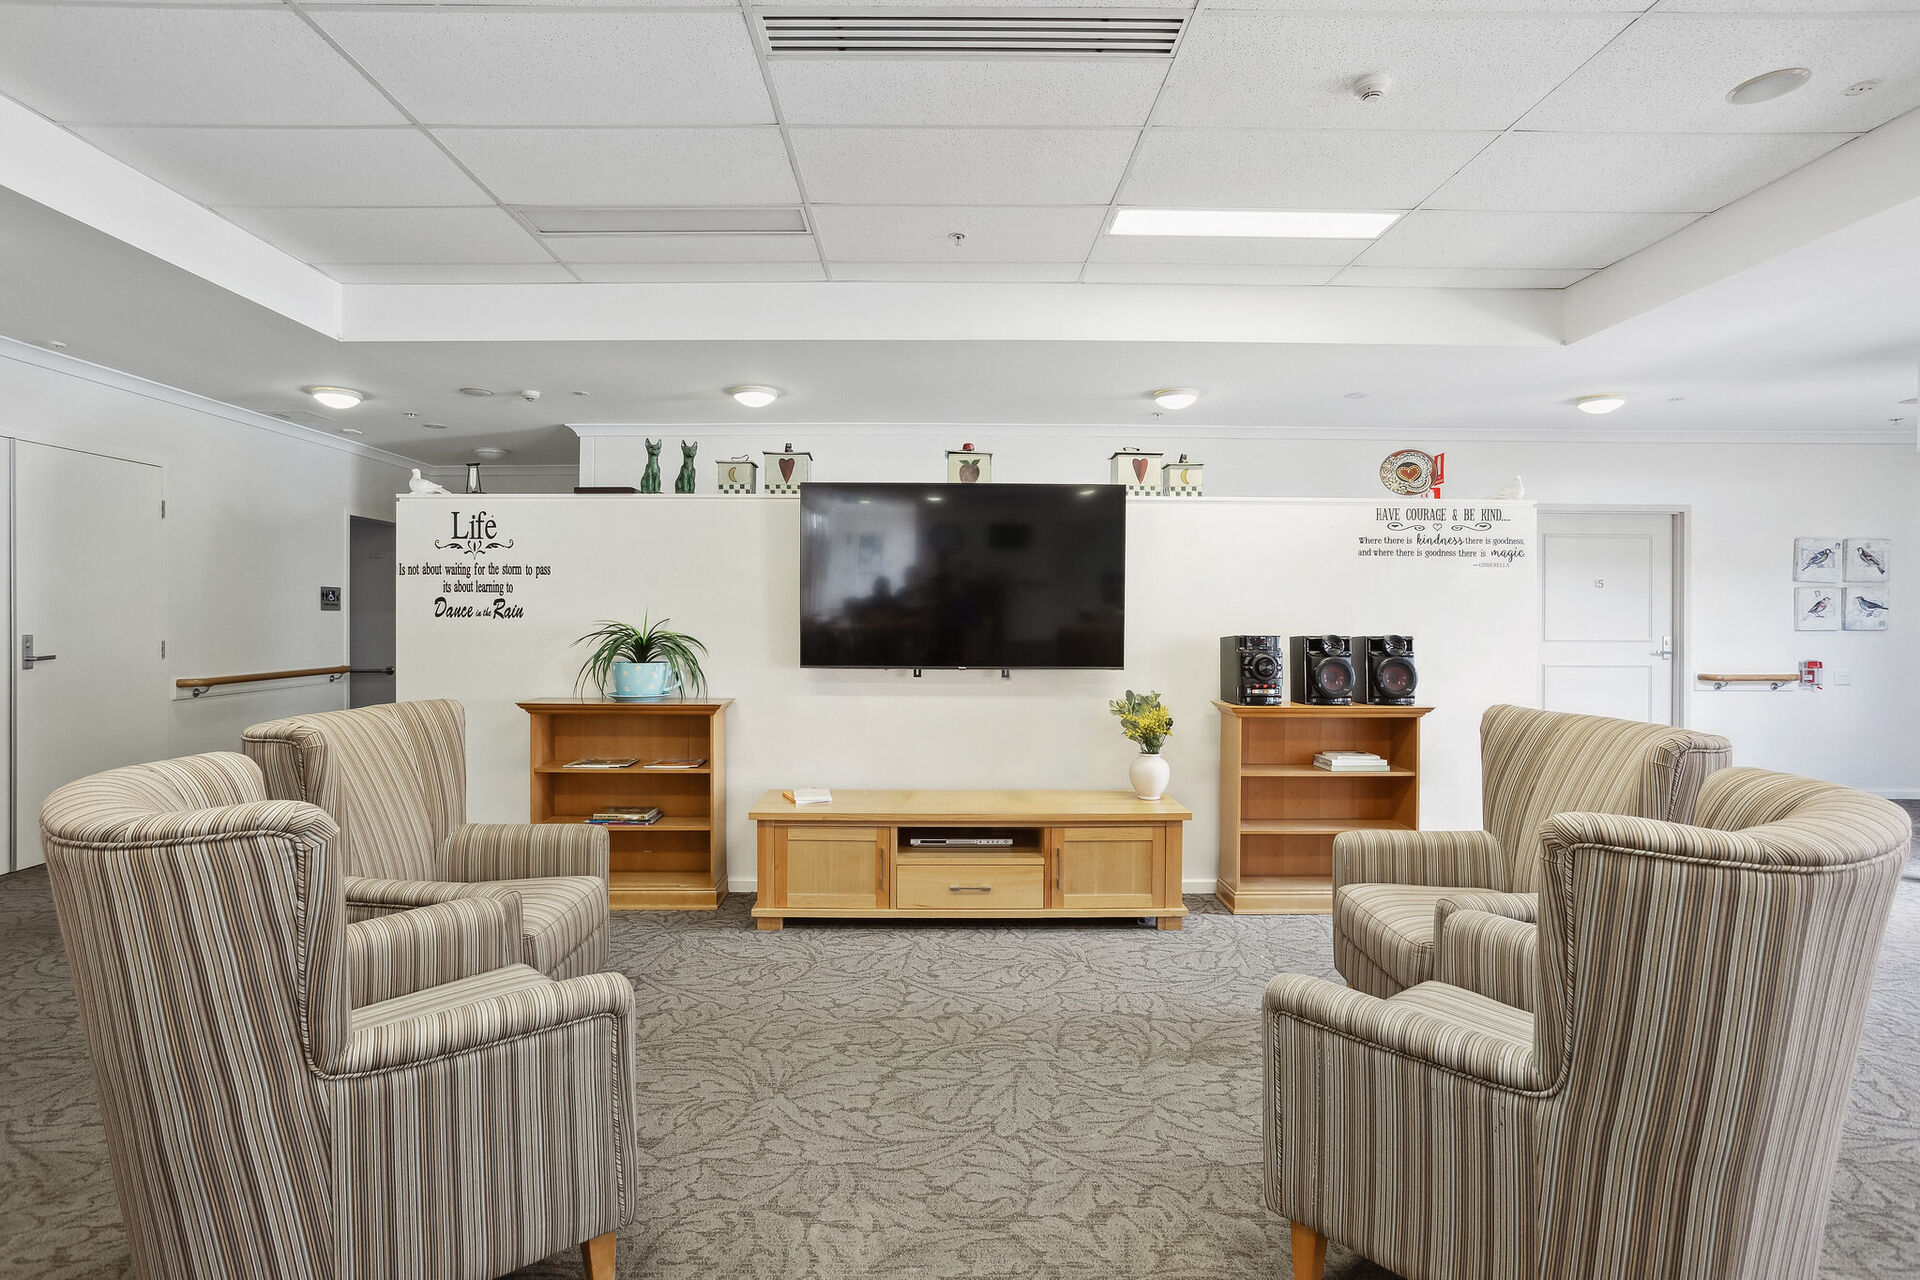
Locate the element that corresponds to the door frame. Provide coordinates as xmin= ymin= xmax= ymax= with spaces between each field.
xmin=1538 ymin=504 xmax=1690 ymax=727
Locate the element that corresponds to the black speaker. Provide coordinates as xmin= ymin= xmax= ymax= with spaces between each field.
xmin=1289 ymin=635 xmax=1356 ymax=706
xmin=1358 ymin=635 xmax=1418 ymax=705
xmin=1220 ymin=635 xmax=1285 ymax=705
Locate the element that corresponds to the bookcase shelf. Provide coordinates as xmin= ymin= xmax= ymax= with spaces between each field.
xmin=1214 ymin=701 xmax=1430 ymax=915
xmin=520 ymin=697 xmax=731 ymax=911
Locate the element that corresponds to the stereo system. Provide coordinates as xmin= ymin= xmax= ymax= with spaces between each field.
xmin=1220 ymin=635 xmax=1285 ymax=705
xmin=1218 ymin=634 xmax=1417 ymax=706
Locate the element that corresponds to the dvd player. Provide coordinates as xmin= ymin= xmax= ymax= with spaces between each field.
xmin=907 ymin=836 xmax=1015 ymax=847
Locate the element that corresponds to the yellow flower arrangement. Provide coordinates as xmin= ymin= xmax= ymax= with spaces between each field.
xmin=1109 ymin=689 xmax=1173 ymax=755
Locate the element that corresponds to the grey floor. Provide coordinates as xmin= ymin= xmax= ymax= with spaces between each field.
xmin=4 ymin=839 xmax=1917 ymax=1279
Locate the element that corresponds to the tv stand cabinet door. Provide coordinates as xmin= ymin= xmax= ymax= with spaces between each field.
xmin=777 ymin=826 xmax=888 ymax=909
xmin=1054 ymin=825 xmax=1161 ymax=911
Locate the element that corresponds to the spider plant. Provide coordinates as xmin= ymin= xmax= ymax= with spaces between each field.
xmin=571 ymin=615 xmax=708 ymax=697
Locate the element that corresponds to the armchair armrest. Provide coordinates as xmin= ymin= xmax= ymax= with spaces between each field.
xmin=1434 ymin=905 xmax=1538 ymax=1012
xmin=346 ymin=896 xmax=521 ymax=1008
xmin=341 ymin=875 xmax=475 ymax=920
xmin=334 ymin=970 xmax=634 ymax=1075
xmin=1264 ymin=973 xmax=1540 ymax=1089
xmin=444 ymin=822 xmax=610 ymax=883
xmin=1332 ymin=828 xmax=1508 ymax=891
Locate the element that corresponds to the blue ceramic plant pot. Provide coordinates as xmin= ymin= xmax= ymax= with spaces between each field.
xmin=611 ymin=660 xmax=680 ymax=700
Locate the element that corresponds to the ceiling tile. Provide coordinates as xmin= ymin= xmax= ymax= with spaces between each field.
xmin=812 ymin=206 xmax=1108 ymax=263
xmin=311 ymin=10 xmax=775 ymax=126
xmin=1088 ymin=235 xmax=1367 ymax=266
xmin=789 ymin=129 xmax=1139 ymax=205
xmin=831 ymin=263 xmax=1086 ymax=282
xmin=214 ymin=207 xmax=550 ymax=265
xmin=1519 ymin=15 xmax=1920 ymax=133
xmin=1155 ymin=12 xmax=1633 ymax=130
xmin=569 ymin=263 xmax=827 ymax=282
xmin=1083 ymin=264 xmax=1342 ymax=284
xmin=70 ymin=127 xmax=487 ymax=208
xmin=1213 ymin=0 xmax=1635 ymax=9
xmin=769 ymin=59 xmax=1169 ymax=128
xmin=1655 ymin=0 xmax=1920 ymax=10
xmin=1332 ymin=266 xmax=1592 ymax=288
xmin=0 ymin=8 xmax=403 ymax=125
xmin=318 ymin=264 xmax=578 ymax=284
xmin=434 ymin=128 xmax=799 ymax=205
xmin=547 ymin=235 xmax=821 ymax=264
xmin=1122 ymin=129 xmax=1499 ymax=209
xmin=1354 ymin=210 xmax=1699 ymax=269
xmin=1427 ymin=130 xmax=1853 ymax=213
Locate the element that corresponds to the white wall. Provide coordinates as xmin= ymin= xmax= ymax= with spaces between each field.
xmin=396 ymin=494 xmax=1540 ymax=891
xmin=580 ymin=426 xmax=1920 ymax=797
xmin=0 ymin=339 xmax=410 ymax=762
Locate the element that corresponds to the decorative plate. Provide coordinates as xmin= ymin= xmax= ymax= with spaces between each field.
xmin=1379 ymin=449 xmax=1437 ymax=495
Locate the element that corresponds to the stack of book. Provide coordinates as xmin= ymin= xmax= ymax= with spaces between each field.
xmin=586 ymin=806 xmax=663 ymax=826
xmin=1313 ymin=750 xmax=1390 ymax=773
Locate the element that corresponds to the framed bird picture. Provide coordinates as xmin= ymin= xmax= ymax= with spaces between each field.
xmin=1843 ymin=589 xmax=1890 ymax=631
xmin=1793 ymin=537 xmax=1842 ymax=583
xmin=1795 ymin=587 xmax=1840 ymax=631
xmin=1844 ymin=537 xmax=1889 ymax=583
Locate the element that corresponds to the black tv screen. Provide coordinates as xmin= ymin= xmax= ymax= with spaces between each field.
xmin=801 ymin=483 xmax=1126 ymax=669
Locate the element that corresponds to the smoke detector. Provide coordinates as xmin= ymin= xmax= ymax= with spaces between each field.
xmin=1352 ymin=73 xmax=1391 ymax=102
xmin=515 ymin=389 xmax=541 ymax=402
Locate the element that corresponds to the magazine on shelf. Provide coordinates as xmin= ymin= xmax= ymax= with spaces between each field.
xmin=564 ymin=757 xmax=639 ymax=770
xmin=587 ymin=806 xmax=663 ymax=825
xmin=644 ymin=758 xmax=706 ymax=769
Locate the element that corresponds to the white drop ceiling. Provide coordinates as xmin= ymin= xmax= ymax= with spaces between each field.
xmin=2 ymin=0 xmax=1916 ymax=287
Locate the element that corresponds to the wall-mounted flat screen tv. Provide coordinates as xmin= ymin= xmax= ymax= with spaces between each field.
xmin=801 ymin=483 xmax=1125 ymax=669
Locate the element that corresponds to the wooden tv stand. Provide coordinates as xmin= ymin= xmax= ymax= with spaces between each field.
xmin=749 ymin=790 xmax=1191 ymax=931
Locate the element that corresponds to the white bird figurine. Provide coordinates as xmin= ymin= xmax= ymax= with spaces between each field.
xmin=1488 ymin=474 xmax=1526 ymax=500
xmin=407 ymin=468 xmax=450 ymax=495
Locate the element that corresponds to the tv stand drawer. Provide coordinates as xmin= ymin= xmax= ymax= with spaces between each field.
xmin=895 ymin=862 xmax=1044 ymax=911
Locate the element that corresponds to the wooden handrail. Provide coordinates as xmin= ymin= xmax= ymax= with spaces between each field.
xmin=177 ymin=665 xmax=351 ymax=696
xmin=1697 ymin=672 xmax=1802 ymax=691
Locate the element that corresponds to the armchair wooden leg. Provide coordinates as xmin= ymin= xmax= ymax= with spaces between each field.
xmin=581 ymin=1231 xmax=615 ymax=1280
xmin=1290 ymin=1222 xmax=1327 ymax=1280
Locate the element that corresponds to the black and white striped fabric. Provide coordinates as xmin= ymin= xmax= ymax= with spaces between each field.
xmin=41 ymin=751 xmax=639 ymax=1280
xmin=243 ymin=700 xmax=610 ymax=979
xmin=1267 ymin=766 xmax=1911 ymax=1280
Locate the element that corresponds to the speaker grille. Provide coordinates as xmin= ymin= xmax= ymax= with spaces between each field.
xmin=760 ymin=11 xmax=1187 ymax=58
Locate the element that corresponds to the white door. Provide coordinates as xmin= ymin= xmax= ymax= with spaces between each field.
xmin=12 ymin=441 xmax=167 ymax=870
xmin=1539 ymin=511 xmax=1677 ymax=724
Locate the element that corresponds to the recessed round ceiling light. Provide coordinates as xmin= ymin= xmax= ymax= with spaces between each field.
xmin=472 ymin=446 xmax=510 ymax=461
xmin=458 ymin=387 xmax=495 ymax=397
xmin=1151 ymin=388 xmax=1201 ymax=410
xmin=728 ymin=385 xmax=781 ymax=408
xmin=340 ymin=427 xmax=364 ymax=436
xmin=304 ymin=385 xmax=365 ymax=410
xmin=1726 ymin=67 xmax=1811 ymax=105
xmin=1844 ymin=79 xmax=1880 ymax=97
xmin=1575 ymin=393 xmax=1627 ymax=415
xmin=571 ymin=390 xmax=590 ymax=397
xmin=422 ymin=422 xmax=449 ymax=430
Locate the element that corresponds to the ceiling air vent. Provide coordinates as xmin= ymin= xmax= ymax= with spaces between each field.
xmin=515 ymin=207 xmax=810 ymax=236
xmin=760 ymin=11 xmax=1187 ymax=58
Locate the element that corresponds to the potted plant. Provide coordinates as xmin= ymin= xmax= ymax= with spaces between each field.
xmin=573 ymin=616 xmax=708 ymax=700
xmin=1109 ymin=689 xmax=1173 ymax=800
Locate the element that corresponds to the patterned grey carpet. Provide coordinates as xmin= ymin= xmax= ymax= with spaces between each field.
xmin=3 ymin=845 xmax=1917 ymax=1279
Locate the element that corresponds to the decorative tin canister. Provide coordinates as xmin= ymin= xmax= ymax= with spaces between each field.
xmin=946 ymin=442 xmax=992 ymax=484
xmin=715 ymin=456 xmax=758 ymax=494
xmin=763 ymin=442 xmax=811 ymax=495
xmin=1109 ymin=448 xmax=1163 ymax=496
xmin=1160 ymin=453 xmax=1203 ymax=497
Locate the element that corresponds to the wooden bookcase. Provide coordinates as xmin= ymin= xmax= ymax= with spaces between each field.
xmin=1214 ymin=701 xmax=1430 ymax=914
xmin=519 ymin=697 xmax=730 ymax=911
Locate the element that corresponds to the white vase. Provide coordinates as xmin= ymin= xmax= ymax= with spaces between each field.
xmin=1129 ymin=752 xmax=1170 ymax=801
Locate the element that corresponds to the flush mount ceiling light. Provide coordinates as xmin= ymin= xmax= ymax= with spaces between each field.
xmin=728 ymin=385 xmax=782 ymax=408
xmin=1726 ymin=67 xmax=1811 ymax=105
xmin=1111 ymin=208 xmax=1401 ymax=239
xmin=471 ymin=447 xmax=510 ymax=461
xmin=1151 ymin=388 xmax=1201 ymax=410
xmin=458 ymin=387 xmax=495 ymax=397
xmin=1575 ymin=393 xmax=1627 ymax=415
xmin=304 ymin=386 xmax=364 ymax=410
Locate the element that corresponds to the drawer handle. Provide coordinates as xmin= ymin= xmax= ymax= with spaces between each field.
xmin=948 ymin=885 xmax=993 ymax=894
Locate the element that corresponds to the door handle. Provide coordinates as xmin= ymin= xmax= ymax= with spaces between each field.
xmin=21 ymin=634 xmax=57 ymax=670
xmin=1650 ymin=635 xmax=1673 ymax=660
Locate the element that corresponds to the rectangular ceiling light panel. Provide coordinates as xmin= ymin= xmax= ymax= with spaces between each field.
xmin=517 ymin=207 xmax=811 ymax=235
xmin=1110 ymin=209 xmax=1403 ymax=239
xmin=761 ymin=11 xmax=1186 ymax=58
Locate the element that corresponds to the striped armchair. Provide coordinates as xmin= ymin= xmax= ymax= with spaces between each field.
xmin=1333 ymin=704 xmax=1730 ymax=1005
xmin=1268 ymin=767 xmax=1911 ymax=1280
xmin=243 ymin=700 xmax=609 ymax=980
xmin=42 ymin=752 xmax=638 ymax=1280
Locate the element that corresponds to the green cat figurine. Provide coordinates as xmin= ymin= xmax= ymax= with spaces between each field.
xmin=639 ymin=438 xmax=662 ymax=494
xmin=674 ymin=440 xmax=697 ymax=494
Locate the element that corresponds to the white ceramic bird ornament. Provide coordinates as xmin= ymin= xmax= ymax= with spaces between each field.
xmin=407 ymin=469 xmax=450 ymax=495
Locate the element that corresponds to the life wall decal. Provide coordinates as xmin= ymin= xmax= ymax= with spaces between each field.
xmin=401 ymin=504 xmax=553 ymax=622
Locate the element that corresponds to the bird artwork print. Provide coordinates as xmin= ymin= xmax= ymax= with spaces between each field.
xmin=1855 ymin=595 xmax=1889 ymax=615
xmin=1800 ymin=546 xmax=1834 ymax=574
xmin=1855 ymin=544 xmax=1887 ymax=576
xmin=1804 ymin=594 xmax=1832 ymax=618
